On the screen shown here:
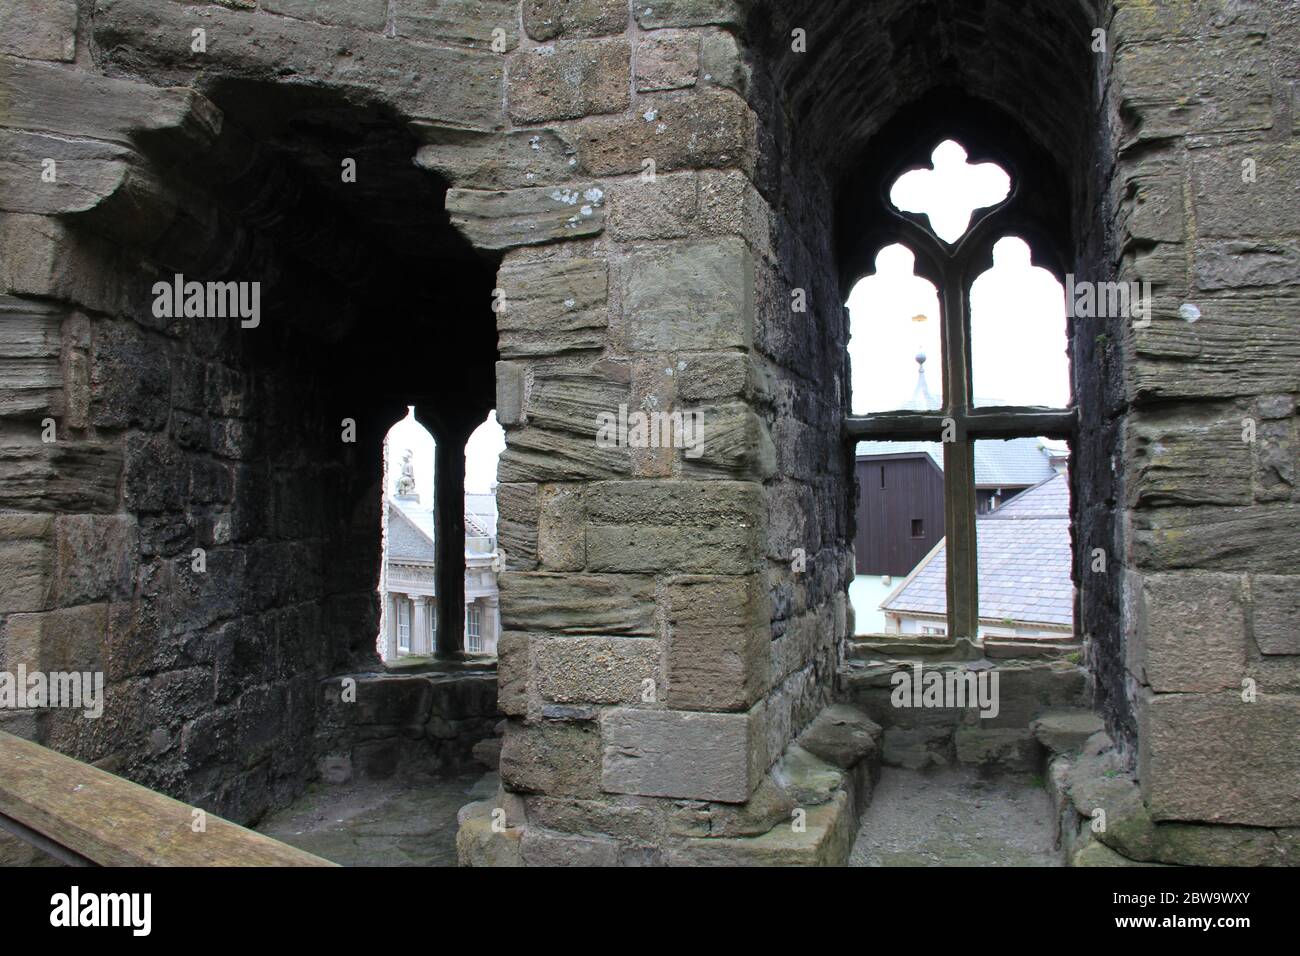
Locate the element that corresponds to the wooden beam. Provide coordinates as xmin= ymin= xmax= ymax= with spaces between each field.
xmin=943 ymin=441 xmax=979 ymax=642
xmin=845 ymin=407 xmax=1076 ymax=442
xmin=845 ymin=412 xmax=948 ymax=441
xmin=0 ymin=732 xmax=336 ymax=867
xmin=963 ymin=406 xmax=1077 ymax=439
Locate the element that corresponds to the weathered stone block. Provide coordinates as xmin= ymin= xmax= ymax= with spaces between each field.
xmin=337 ymin=675 xmax=431 ymax=727
xmin=680 ymin=403 xmax=775 ymax=479
xmin=0 ymin=55 xmax=216 ymax=161
xmin=447 ymin=185 xmax=606 ymax=250
xmin=91 ymin=321 xmax=171 ymax=431
xmin=1030 ymin=709 xmax=1105 ymax=755
xmin=507 ymin=39 xmax=630 ymax=123
xmin=675 ymin=351 xmax=755 ymax=403
xmin=574 ymin=89 xmax=754 ymax=176
xmin=1126 ymin=406 xmax=1253 ymax=507
xmin=635 ymin=30 xmax=700 ymax=91
xmin=1115 ymin=34 xmax=1272 ymax=141
xmin=526 ymin=794 xmax=662 ymax=843
xmin=775 ymin=743 xmax=847 ymax=808
xmin=535 ymin=635 xmax=659 ymax=704
xmin=665 ymin=575 xmax=767 ymax=711
xmin=586 ymin=523 xmax=759 ymax=574
xmin=495 ymin=361 xmax=526 ymax=430
xmin=537 ymin=483 xmax=586 ymax=570
xmin=1252 ymin=574 xmax=1300 ymax=655
xmin=1193 ymin=143 xmax=1300 ymax=240
xmin=602 ymin=705 xmax=763 ymax=803
xmin=500 ymin=719 xmax=602 ymax=797
xmin=2 ymin=604 xmax=109 ymax=672
xmin=457 ymin=800 xmax=524 ymax=866
xmin=0 ymin=434 xmax=123 ymax=514
xmin=0 ymin=295 xmax=64 ymax=420
xmin=1132 ymin=572 xmax=1246 ymax=692
xmin=1130 ymin=498 xmax=1300 ymax=573
xmin=797 ymin=704 xmax=882 ymax=770
xmin=954 ymin=727 xmax=1041 ymax=773
xmin=523 ymin=0 xmax=627 ymax=41
xmin=500 ymin=572 xmax=655 ymax=635
xmin=496 ymin=632 xmax=529 ymax=717
xmin=0 ymin=515 xmax=52 ymax=614
xmin=699 ymin=30 xmax=748 ymax=94
xmin=0 ymin=0 xmax=77 ymax=61
xmin=496 ymin=257 xmax=608 ymax=357
xmin=94 ymin=0 xmax=504 ymax=127
xmin=497 ymin=364 xmax=631 ymax=481
xmin=634 ymin=0 xmax=745 ymax=29
xmin=414 ymin=126 xmax=580 ymax=190
xmin=396 ymin=0 xmax=519 ymax=49
xmin=623 ymin=238 xmax=753 ymax=352
xmin=52 ymin=514 xmax=136 ymax=605
xmin=881 ymin=725 xmax=952 ymax=769
xmin=495 ymin=481 xmax=538 ymax=567
xmin=1196 ymin=239 xmax=1300 ymax=291
xmin=262 ymin=0 xmax=388 ymax=31
xmin=608 ymin=172 xmax=699 ymax=241
xmin=498 ymin=423 xmax=630 ymax=482
xmin=520 ymin=827 xmax=620 ymax=865
xmin=1138 ymin=689 xmax=1300 ymax=826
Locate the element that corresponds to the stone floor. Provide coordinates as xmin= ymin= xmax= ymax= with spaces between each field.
xmin=849 ymin=766 xmax=1061 ymax=866
xmin=256 ymin=772 xmax=496 ymax=866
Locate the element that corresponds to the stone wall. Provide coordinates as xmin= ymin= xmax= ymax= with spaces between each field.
xmin=0 ymin=0 xmax=497 ymax=824
xmin=316 ymin=667 xmax=501 ymax=783
xmin=1105 ymin=1 xmax=1300 ymax=830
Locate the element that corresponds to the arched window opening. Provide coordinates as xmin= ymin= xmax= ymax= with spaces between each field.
xmin=378 ymin=408 xmax=437 ymax=661
xmin=970 ymin=237 xmax=1070 ymax=409
xmin=848 ymin=137 xmax=1076 ymax=648
xmin=463 ymin=413 xmax=506 ymax=656
xmin=847 ymin=245 xmax=943 ymax=414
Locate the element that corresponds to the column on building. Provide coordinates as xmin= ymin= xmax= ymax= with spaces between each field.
xmin=481 ymin=596 xmax=499 ymax=656
xmin=384 ymin=591 xmax=399 ymax=660
xmin=412 ymin=595 xmax=432 ymax=656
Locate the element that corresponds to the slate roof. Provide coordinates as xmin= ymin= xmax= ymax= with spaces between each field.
xmin=388 ymin=492 xmax=499 ymax=561
xmin=856 ymin=437 xmax=1061 ymax=488
xmin=880 ymin=472 xmax=1073 ymax=627
xmin=388 ymin=498 xmax=436 ymax=563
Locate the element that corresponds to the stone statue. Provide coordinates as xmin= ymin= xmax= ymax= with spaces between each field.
xmin=396 ymin=449 xmax=416 ymax=496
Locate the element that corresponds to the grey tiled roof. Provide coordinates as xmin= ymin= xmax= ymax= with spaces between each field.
xmin=856 ymin=437 xmax=1060 ymax=488
xmin=388 ymin=500 xmax=436 ymax=562
xmin=880 ymin=473 xmax=1073 ymax=627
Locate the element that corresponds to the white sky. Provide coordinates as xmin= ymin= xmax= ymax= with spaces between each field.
xmin=850 ymin=141 xmax=1070 ymax=412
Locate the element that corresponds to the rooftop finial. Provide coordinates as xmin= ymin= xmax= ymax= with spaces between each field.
xmin=905 ymin=349 xmax=938 ymax=411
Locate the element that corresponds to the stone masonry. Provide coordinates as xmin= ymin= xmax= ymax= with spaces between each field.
xmin=0 ymin=0 xmax=1296 ymax=865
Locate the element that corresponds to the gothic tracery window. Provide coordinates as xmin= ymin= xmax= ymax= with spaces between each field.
xmin=847 ymin=139 xmax=1076 ymax=643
